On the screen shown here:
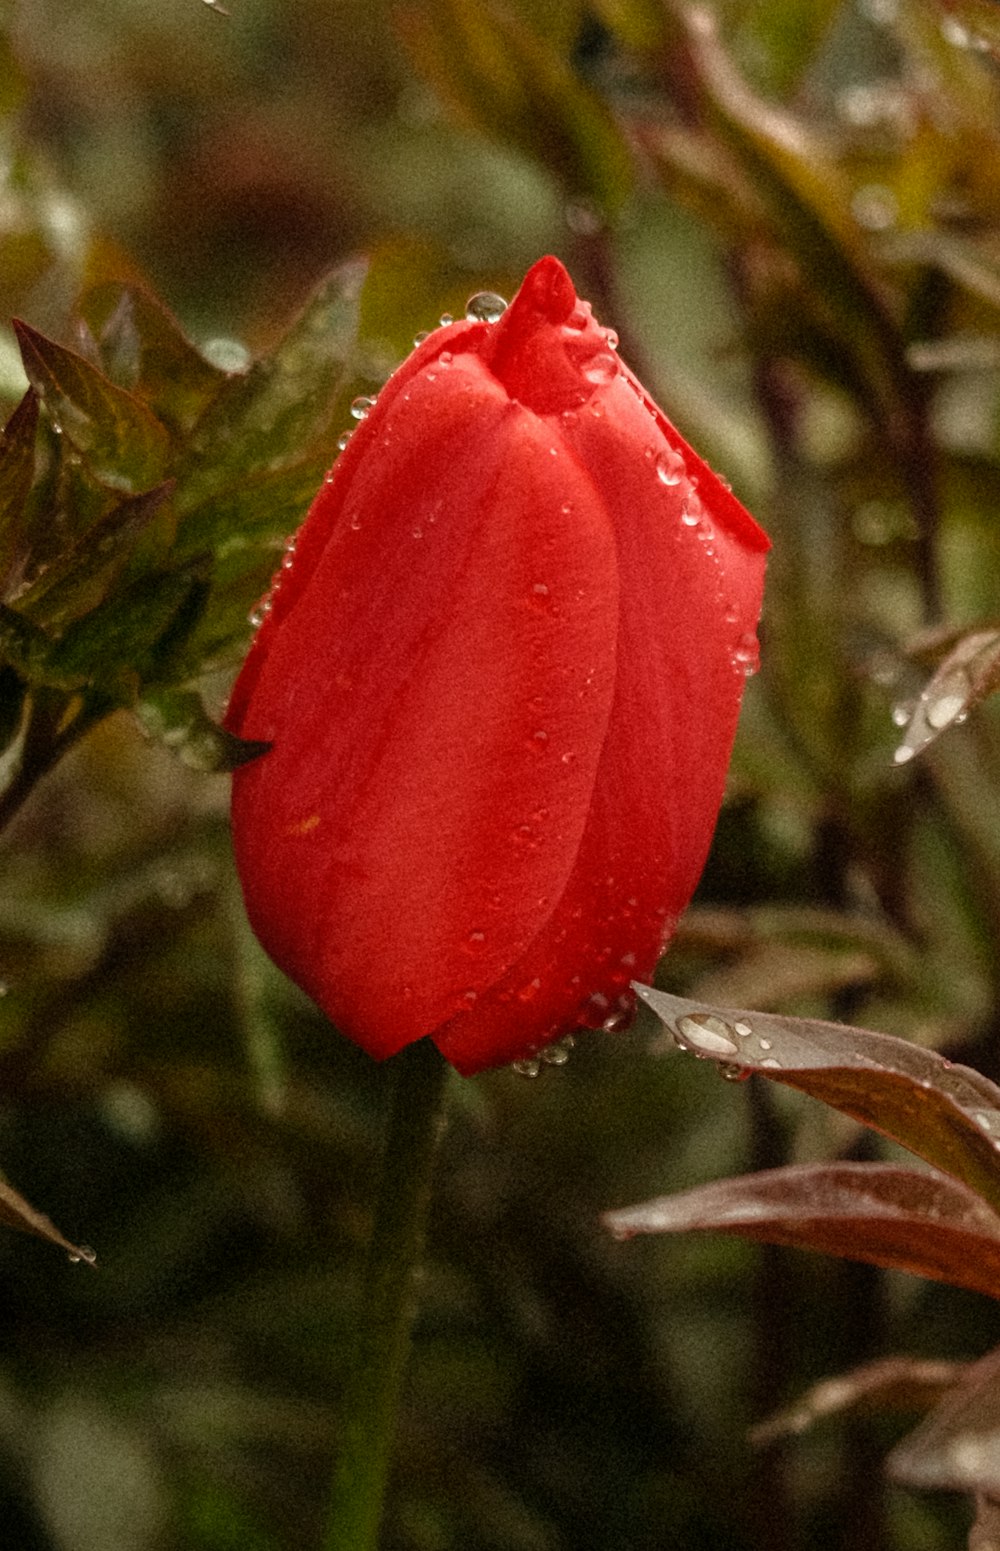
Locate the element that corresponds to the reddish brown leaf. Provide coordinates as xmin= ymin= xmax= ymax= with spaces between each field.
xmin=603 ymin=1162 xmax=1000 ymax=1301
xmin=888 ymin=1344 xmax=1000 ymax=1497
xmin=635 ymin=985 xmax=1000 ymax=1213
xmin=0 ymin=1175 xmax=95 ymax=1265
xmin=750 ymin=1356 xmax=968 ymax=1445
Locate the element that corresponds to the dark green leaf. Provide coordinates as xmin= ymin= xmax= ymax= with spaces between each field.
xmin=604 ymin=1161 xmax=1000 ymax=1301
xmin=13 ymin=320 xmax=170 ymax=493
xmin=46 ymin=565 xmax=211 ymax=697
xmin=635 ymin=985 xmax=1000 ymax=1213
xmin=177 ymin=259 xmax=367 ymax=509
xmin=79 ymin=283 xmax=227 ymax=434
xmin=15 ymin=481 xmax=176 ymax=629
xmin=175 ymin=459 xmax=324 ymax=561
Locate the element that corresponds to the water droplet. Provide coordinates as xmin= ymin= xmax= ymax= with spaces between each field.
xmin=439 ymin=312 xmax=454 ymax=327
xmin=733 ymin=1020 xmax=753 ymax=1038
xmin=758 ymin=1037 xmax=772 ymax=1052
xmin=248 ymin=600 xmax=271 ymax=629
xmin=675 ymin=1013 xmax=741 ymax=1057
xmin=541 ymin=1033 xmax=576 ymax=1067
xmin=893 ymin=744 xmax=916 ymax=766
xmin=348 ymin=512 xmax=362 ymax=531
xmin=925 ymin=691 xmax=966 ymax=731
xmin=465 ymin=930 xmax=486 ymax=952
xmin=720 ymin=1063 xmax=749 ymax=1082
xmin=733 ymin=632 xmax=760 ymax=677
xmin=413 ymin=330 xmax=430 ymax=346
xmin=350 ymin=395 xmax=378 ymax=420
xmin=411 ymin=525 xmax=424 ymax=539
xmin=759 ymin=1057 xmax=782 ymax=1070
xmin=465 ymin=291 xmax=508 ymax=323
xmin=655 ymin=447 xmax=686 ymax=486
xmin=583 ymin=353 xmax=618 ymax=386
xmin=512 ymin=1057 xmax=541 ymax=1078
xmin=604 ymin=329 xmax=619 ymax=350
xmin=336 ymin=429 xmax=353 ymax=451
xmin=529 ymin=730 xmax=549 ymax=751
xmin=891 ymin=701 xmax=912 ymax=728
xmin=67 ymin=1244 xmax=97 ymax=1266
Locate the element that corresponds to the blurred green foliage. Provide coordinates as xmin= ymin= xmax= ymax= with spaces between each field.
xmin=3 ymin=0 xmax=1000 ymax=1547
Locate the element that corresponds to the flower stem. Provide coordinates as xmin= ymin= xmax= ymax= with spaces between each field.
xmin=324 ymin=1037 xmax=450 ymax=1551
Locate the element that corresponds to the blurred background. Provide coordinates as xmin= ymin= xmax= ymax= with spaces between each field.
xmin=3 ymin=0 xmax=1000 ymax=1546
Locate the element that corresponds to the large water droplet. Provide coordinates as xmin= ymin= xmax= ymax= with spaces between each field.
xmin=655 ymin=446 xmax=685 ymax=486
xmin=466 ymin=291 xmax=508 ymax=323
xmin=675 ymin=1013 xmax=741 ymax=1057
xmin=925 ymin=691 xmax=966 ymax=731
xmin=583 ymin=353 xmax=618 ymax=386
xmin=350 ymin=395 xmax=378 ymax=420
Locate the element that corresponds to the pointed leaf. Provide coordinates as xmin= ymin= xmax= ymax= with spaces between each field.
xmin=177 ymin=259 xmax=366 ymax=508
xmin=0 ymin=1173 xmax=95 ymax=1264
xmin=0 ymin=389 xmax=39 ymax=590
xmin=13 ymin=321 xmax=170 ymax=493
xmin=79 ymin=283 xmax=226 ymax=434
xmin=46 ymin=564 xmax=210 ymax=696
xmin=750 ymin=1356 xmax=967 ymax=1445
xmin=15 ymin=481 xmax=175 ymax=628
xmin=136 ymin=687 xmax=270 ymax=772
xmin=174 ymin=458 xmax=325 ymax=561
xmin=604 ymin=1162 xmax=1000 ymax=1301
xmin=888 ymin=1344 xmax=1000 ymax=1496
xmin=635 ymin=985 xmax=1000 ymax=1213
xmin=893 ymin=627 xmax=1000 ymax=765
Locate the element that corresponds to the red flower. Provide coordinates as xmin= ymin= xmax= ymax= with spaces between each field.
xmin=226 ymin=256 xmax=768 ymax=1075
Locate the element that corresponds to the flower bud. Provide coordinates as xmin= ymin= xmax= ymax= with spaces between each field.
xmin=226 ymin=256 xmax=768 ymax=1075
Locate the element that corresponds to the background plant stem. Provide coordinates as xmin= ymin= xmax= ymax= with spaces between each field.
xmin=324 ymin=1037 xmax=450 ymax=1551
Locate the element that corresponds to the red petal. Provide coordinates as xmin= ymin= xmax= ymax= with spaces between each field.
xmin=230 ymin=351 xmax=619 ymax=1058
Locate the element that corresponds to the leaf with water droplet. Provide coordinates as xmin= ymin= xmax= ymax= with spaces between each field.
xmin=0 ymin=1171 xmax=96 ymax=1265
xmin=635 ymin=984 xmax=1000 ymax=1214
xmin=13 ymin=320 xmax=170 ymax=493
xmin=893 ymin=627 xmax=1000 ymax=765
xmin=604 ymin=1161 xmax=1000 ymax=1301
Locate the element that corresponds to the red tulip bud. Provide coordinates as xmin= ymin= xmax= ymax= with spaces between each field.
xmin=226 ymin=256 xmax=769 ymax=1075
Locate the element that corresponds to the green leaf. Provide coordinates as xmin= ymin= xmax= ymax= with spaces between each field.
xmin=0 ymin=388 xmax=39 ymax=591
xmin=46 ymin=564 xmax=211 ymax=697
xmin=15 ymin=481 xmax=176 ymax=629
xmin=635 ymin=985 xmax=1000 ymax=1214
xmin=136 ymin=687 xmax=270 ymax=772
xmin=604 ymin=1162 xmax=1000 ymax=1301
xmin=79 ymin=283 xmax=227 ymax=435
xmin=175 ymin=459 xmax=325 ymax=562
xmin=176 ymin=259 xmax=367 ymax=510
xmin=12 ymin=320 xmax=171 ymax=493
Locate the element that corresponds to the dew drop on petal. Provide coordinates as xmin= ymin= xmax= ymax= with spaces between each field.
xmin=439 ymin=312 xmax=454 ymax=327
xmin=336 ymin=429 xmax=353 ymax=451
xmin=350 ymin=395 xmax=378 ymax=420
xmin=413 ymin=331 xmax=430 ymax=346
xmin=583 ymin=352 xmax=618 ymax=386
xmin=511 ymin=1057 xmax=541 ymax=1078
xmin=675 ymin=1013 xmax=741 ymax=1057
xmin=465 ymin=291 xmax=508 ymax=323
xmin=655 ymin=447 xmax=686 ymax=486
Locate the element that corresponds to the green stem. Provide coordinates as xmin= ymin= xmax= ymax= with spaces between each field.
xmin=324 ymin=1038 xmax=450 ymax=1551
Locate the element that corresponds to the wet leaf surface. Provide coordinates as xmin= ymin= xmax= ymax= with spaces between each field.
xmin=635 ymin=985 xmax=1000 ymax=1213
xmin=893 ymin=627 xmax=1000 ymax=766
xmin=13 ymin=322 xmax=170 ymax=493
xmin=604 ymin=1161 xmax=1000 ymax=1300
